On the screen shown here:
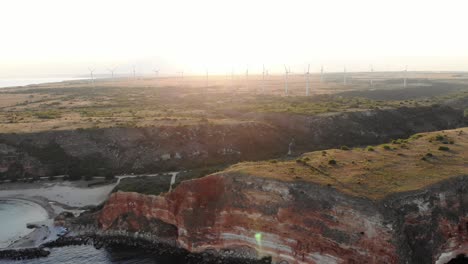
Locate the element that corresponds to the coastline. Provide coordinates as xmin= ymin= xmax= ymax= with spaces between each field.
xmin=0 ymin=179 xmax=116 ymax=251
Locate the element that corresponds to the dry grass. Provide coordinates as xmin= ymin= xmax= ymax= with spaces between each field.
xmin=226 ymin=128 xmax=468 ymax=200
xmin=0 ymin=72 xmax=467 ymax=133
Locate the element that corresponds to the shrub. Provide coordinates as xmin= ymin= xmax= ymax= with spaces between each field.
xmin=34 ymin=111 xmax=61 ymax=119
xmin=328 ymin=159 xmax=337 ymax=165
xmin=340 ymin=146 xmax=350 ymax=150
xmin=438 ymin=146 xmax=450 ymax=151
xmin=269 ymin=160 xmax=278 ymax=163
xmin=383 ymin=145 xmax=391 ymax=150
xmin=426 ymin=153 xmax=433 ymax=157
xmin=366 ymin=146 xmax=375 ymax=151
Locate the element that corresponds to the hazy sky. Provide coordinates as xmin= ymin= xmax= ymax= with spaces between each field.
xmin=1 ymin=0 xmax=468 ymax=77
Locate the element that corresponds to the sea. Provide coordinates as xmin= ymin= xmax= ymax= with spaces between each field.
xmin=0 ymin=200 xmax=183 ymax=264
xmin=0 ymin=77 xmax=86 ymax=88
xmin=0 ymin=199 xmax=48 ymax=248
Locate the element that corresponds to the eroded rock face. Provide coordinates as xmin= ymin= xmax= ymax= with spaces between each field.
xmin=382 ymin=176 xmax=468 ymax=264
xmin=98 ymin=174 xmax=398 ymax=263
xmin=97 ymin=174 xmax=468 ymax=263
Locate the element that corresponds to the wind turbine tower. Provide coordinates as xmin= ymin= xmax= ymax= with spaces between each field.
xmin=132 ymin=66 xmax=136 ymax=80
xmin=88 ymin=68 xmax=95 ymax=88
xmin=284 ymin=65 xmax=291 ymax=96
xmin=320 ymin=65 xmax=324 ymax=83
xmin=370 ymin=65 xmax=374 ymax=87
xmin=305 ymin=64 xmax=310 ymax=96
xmin=108 ymin=68 xmax=116 ymax=80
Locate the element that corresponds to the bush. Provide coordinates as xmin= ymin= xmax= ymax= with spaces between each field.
xmin=366 ymin=146 xmax=374 ymax=151
xmin=383 ymin=145 xmax=391 ymax=150
xmin=34 ymin=111 xmax=61 ymax=119
xmin=426 ymin=153 xmax=433 ymax=157
xmin=438 ymin=146 xmax=450 ymax=151
xmin=340 ymin=146 xmax=350 ymax=150
xmin=328 ymin=159 xmax=337 ymax=165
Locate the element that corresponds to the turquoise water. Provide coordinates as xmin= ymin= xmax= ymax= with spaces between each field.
xmin=0 ymin=199 xmax=48 ymax=248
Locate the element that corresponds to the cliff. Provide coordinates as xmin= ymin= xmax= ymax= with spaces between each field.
xmin=98 ymin=174 xmax=397 ymax=263
xmin=0 ymin=105 xmax=465 ymax=180
xmin=96 ymin=127 xmax=468 ymax=263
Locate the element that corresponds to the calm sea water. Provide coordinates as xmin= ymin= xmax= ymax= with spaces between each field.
xmin=0 ymin=199 xmax=48 ymax=248
xmin=0 ymin=245 xmax=156 ymax=264
xmin=0 ymin=77 xmax=85 ymax=88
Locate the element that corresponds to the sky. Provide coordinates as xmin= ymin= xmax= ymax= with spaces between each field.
xmin=0 ymin=0 xmax=468 ymax=77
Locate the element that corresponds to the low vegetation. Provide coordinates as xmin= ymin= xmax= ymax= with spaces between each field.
xmin=0 ymin=74 xmax=467 ymax=133
xmin=225 ymin=128 xmax=468 ymax=200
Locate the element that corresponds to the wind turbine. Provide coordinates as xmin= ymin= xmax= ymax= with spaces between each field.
xmin=403 ymin=65 xmax=408 ymax=87
xmin=132 ymin=66 xmax=136 ymax=80
xmin=88 ymin=68 xmax=95 ymax=87
xmin=108 ymin=68 xmax=116 ymax=80
xmin=284 ymin=65 xmax=291 ymax=96
xmin=178 ymin=71 xmax=184 ymax=86
xmin=370 ymin=65 xmax=374 ymax=87
xmin=320 ymin=65 xmax=324 ymax=83
xmin=305 ymin=64 xmax=310 ymax=96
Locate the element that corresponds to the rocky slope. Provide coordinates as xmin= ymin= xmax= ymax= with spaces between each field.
xmin=97 ymin=173 xmax=468 ymax=264
xmin=98 ymin=174 xmax=397 ymax=263
xmin=0 ymin=105 xmax=465 ymax=180
xmin=94 ymin=128 xmax=468 ymax=263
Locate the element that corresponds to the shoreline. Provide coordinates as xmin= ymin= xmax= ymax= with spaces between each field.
xmin=0 ymin=179 xmax=117 ymax=251
xmin=0 ymin=198 xmax=51 ymax=249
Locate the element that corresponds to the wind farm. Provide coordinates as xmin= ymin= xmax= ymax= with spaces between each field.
xmin=1 ymin=67 xmax=467 ymax=134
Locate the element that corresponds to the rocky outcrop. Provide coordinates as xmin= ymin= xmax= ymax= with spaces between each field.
xmin=98 ymin=173 xmax=398 ymax=263
xmin=382 ymin=176 xmax=468 ymax=264
xmin=0 ymin=106 xmax=465 ymax=180
xmin=96 ymin=173 xmax=468 ymax=264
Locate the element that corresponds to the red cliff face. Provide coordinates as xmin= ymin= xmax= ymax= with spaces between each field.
xmin=98 ymin=174 xmax=398 ymax=263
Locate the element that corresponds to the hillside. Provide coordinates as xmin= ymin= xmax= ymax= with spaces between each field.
xmin=226 ymin=127 xmax=468 ymax=200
